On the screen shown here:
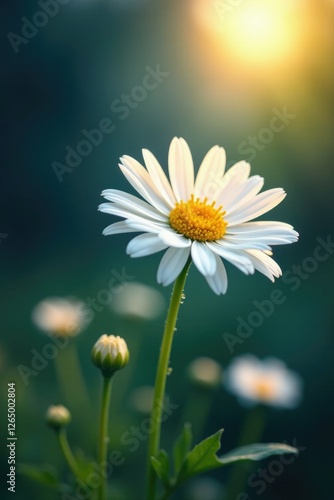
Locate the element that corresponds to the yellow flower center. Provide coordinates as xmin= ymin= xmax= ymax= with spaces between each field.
xmin=255 ymin=379 xmax=277 ymax=401
xmin=169 ymin=195 xmax=227 ymax=241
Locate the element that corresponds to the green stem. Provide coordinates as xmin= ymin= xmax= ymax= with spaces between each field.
xmin=57 ymin=428 xmax=81 ymax=479
xmin=146 ymin=261 xmax=191 ymax=500
xmin=179 ymin=387 xmax=214 ymax=442
xmin=236 ymin=405 xmax=266 ymax=447
xmin=160 ymin=488 xmax=173 ymax=500
xmin=112 ymin=319 xmax=144 ymax=409
xmin=54 ymin=339 xmax=90 ymax=411
xmin=97 ymin=376 xmax=113 ymax=500
xmin=226 ymin=406 xmax=266 ymax=500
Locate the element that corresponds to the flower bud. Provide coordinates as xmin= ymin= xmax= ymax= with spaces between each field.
xmin=91 ymin=334 xmax=129 ymax=377
xmin=45 ymin=405 xmax=71 ymax=430
xmin=187 ymin=357 xmax=222 ymax=389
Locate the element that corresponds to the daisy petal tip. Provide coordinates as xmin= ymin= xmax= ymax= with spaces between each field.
xmin=156 ymin=274 xmax=168 ymax=287
xmin=101 ymin=189 xmax=110 ymax=198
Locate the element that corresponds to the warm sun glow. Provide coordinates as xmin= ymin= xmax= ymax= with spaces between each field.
xmin=223 ymin=2 xmax=294 ymax=64
xmin=193 ymin=0 xmax=304 ymax=70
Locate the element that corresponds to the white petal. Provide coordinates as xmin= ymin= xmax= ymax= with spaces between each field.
xmin=226 ymin=221 xmax=299 ymax=242
xmin=126 ymin=234 xmax=168 ymax=258
xmin=245 ymin=249 xmax=282 ymax=281
xmin=168 ymin=137 xmax=194 ymax=202
xmin=98 ymin=202 xmax=165 ymax=224
xmin=207 ymin=242 xmax=255 ymax=274
xmin=194 ymin=146 xmax=226 ymax=199
xmin=225 ymin=189 xmax=286 ymax=225
xmin=191 ymin=241 xmax=217 ymax=276
xmin=120 ymin=157 xmax=170 ymax=215
xmin=220 ymin=175 xmax=264 ymax=212
xmin=126 ymin=220 xmax=169 ymax=233
xmin=101 ymin=189 xmax=167 ymax=222
xmin=215 ymin=161 xmax=251 ymax=205
xmin=225 ymin=161 xmax=251 ymax=182
xmin=142 ymin=149 xmax=176 ymax=208
xmin=157 ymin=247 xmax=191 ymax=286
xmin=205 ymin=254 xmax=228 ymax=295
xmin=227 ymin=220 xmax=295 ymax=233
xmin=103 ymin=221 xmax=139 ymax=236
xmin=158 ymin=230 xmax=191 ymax=248
xmin=217 ymin=237 xmax=272 ymax=251
xmin=229 ymin=236 xmax=297 ymax=246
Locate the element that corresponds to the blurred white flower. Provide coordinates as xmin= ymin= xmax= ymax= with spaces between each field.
xmin=128 ymin=385 xmax=154 ymax=414
xmin=110 ymin=282 xmax=165 ymax=320
xmin=32 ymin=297 xmax=90 ymax=337
xmin=45 ymin=404 xmax=71 ymax=430
xmin=224 ymin=355 xmax=302 ymax=408
xmin=187 ymin=357 xmax=222 ymax=389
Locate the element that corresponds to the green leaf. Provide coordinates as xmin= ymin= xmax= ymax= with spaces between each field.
xmin=175 ymin=431 xmax=299 ymax=487
xmin=177 ymin=429 xmax=223 ymax=483
xmin=18 ymin=463 xmax=60 ymax=489
xmin=218 ymin=442 xmax=299 ymax=465
xmin=151 ymin=450 xmax=171 ymax=487
xmin=173 ymin=422 xmax=193 ymax=476
xmin=74 ymin=448 xmax=96 ymax=481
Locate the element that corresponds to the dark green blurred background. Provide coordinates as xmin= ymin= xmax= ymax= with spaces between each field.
xmin=1 ymin=0 xmax=334 ymax=499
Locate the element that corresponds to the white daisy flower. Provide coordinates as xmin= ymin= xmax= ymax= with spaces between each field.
xmin=99 ymin=138 xmax=298 ymax=295
xmin=32 ymin=297 xmax=90 ymax=337
xmin=224 ymin=355 xmax=303 ymax=408
xmin=110 ymin=282 xmax=165 ymax=320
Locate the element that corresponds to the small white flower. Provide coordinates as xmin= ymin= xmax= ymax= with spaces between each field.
xmin=110 ymin=282 xmax=165 ymax=320
xmin=187 ymin=357 xmax=222 ymax=389
xmin=45 ymin=404 xmax=71 ymax=429
xmin=99 ymin=138 xmax=298 ymax=295
xmin=224 ymin=355 xmax=303 ymax=408
xmin=128 ymin=385 xmax=155 ymax=414
xmin=32 ymin=297 xmax=90 ymax=337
